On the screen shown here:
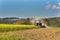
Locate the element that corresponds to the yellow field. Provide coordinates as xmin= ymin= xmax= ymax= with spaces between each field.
xmin=0 ymin=24 xmax=38 ymax=32
xmin=0 ymin=24 xmax=35 ymax=27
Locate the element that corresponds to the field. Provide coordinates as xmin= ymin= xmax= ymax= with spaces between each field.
xmin=0 ymin=24 xmax=60 ymax=40
xmin=0 ymin=24 xmax=39 ymax=40
xmin=0 ymin=24 xmax=39 ymax=32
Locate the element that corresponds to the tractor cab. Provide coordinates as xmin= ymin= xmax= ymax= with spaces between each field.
xmin=35 ymin=20 xmax=42 ymax=26
xmin=35 ymin=20 xmax=46 ymax=28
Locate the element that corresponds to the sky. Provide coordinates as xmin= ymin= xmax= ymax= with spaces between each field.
xmin=0 ymin=0 xmax=60 ymax=18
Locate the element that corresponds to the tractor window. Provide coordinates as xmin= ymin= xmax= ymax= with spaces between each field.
xmin=35 ymin=20 xmax=42 ymax=26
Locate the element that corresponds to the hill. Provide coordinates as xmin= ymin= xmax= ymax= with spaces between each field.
xmin=0 ymin=17 xmax=60 ymax=27
xmin=0 ymin=17 xmax=31 ymax=25
xmin=41 ymin=17 xmax=60 ymax=27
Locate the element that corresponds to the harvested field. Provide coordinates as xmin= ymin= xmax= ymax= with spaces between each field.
xmin=0 ymin=28 xmax=60 ymax=40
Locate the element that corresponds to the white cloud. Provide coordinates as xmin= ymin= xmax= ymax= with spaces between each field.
xmin=56 ymin=6 xmax=60 ymax=9
xmin=58 ymin=2 xmax=60 ymax=6
xmin=45 ymin=3 xmax=60 ymax=10
xmin=52 ymin=5 xmax=56 ymax=9
xmin=52 ymin=5 xmax=60 ymax=10
xmin=52 ymin=2 xmax=60 ymax=10
xmin=45 ymin=4 xmax=51 ymax=10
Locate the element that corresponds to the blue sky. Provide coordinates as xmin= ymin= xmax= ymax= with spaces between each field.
xmin=0 ymin=0 xmax=60 ymax=18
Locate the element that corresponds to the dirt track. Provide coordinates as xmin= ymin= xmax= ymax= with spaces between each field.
xmin=12 ymin=28 xmax=60 ymax=40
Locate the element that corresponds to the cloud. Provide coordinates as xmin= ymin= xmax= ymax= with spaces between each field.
xmin=52 ymin=5 xmax=56 ymax=9
xmin=45 ymin=2 xmax=60 ymax=10
xmin=52 ymin=5 xmax=60 ymax=10
xmin=56 ymin=6 xmax=60 ymax=9
xmin=58 ymin=2 xmax=60 ymax=6
xmin=52 ymin=2 xmax=60 ymax=10
xmin=45 ymin=4 xmax=51 ymax=10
